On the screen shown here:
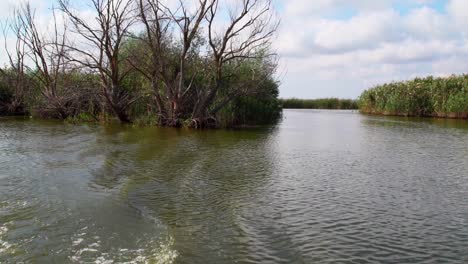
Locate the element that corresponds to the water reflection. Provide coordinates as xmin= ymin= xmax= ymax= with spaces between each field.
xmin=362 ymin=114 xmax=468 ymax=130
xmin=91 ymin=126 xmax=278 ymax=262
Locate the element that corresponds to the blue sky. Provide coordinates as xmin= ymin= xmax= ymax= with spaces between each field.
xmin=1 ymin=0 xmax=468 ymax=99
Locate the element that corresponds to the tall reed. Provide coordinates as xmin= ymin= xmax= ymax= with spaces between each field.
xmin=280 ymin=98 xmax=358 ymax=110
xmin=359 ymin=75 xmax=468 ymax=119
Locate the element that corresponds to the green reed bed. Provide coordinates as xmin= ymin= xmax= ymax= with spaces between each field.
xmin=359 ymin=75 xmax=468 ymax=119
xmin=280 ymin=98 xmax=358 ymax=110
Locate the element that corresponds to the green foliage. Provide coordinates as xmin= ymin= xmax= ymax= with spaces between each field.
xmin=359 ymin=74 xmax=468 ymax=118
xmin=1 ymin=34 xmax=280 ymax=127
xmin=218 ymin=78 xmax=282 ymax=127
xmin=0 ymin=70 xmax=25 ymax=115
xmin=133 ymin=114 xmax=160 ymax=127
xmin=279 ymin=98 xmax=358 ymax=109
xmin=1 ymin=59 xmax=281 ymax=127
xmin=0 ymin=79 xmax=13 ymax=111
xmin=65 ymin=113 xmax=97 ymax=124
xmin=446 ymin=92 xmax=468 ymax=113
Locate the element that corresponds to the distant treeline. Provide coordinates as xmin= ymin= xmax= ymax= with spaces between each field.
xmin=280 ymin=98 xmax=359 ymax=109
xmin=0 ymin=0 xmax=281 ymax=128
xmin=359 ymin=75 xmax=468 ymax=119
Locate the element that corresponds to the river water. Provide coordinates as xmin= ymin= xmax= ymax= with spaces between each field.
xmin=0 ymin=110 xmax=467 ymax=263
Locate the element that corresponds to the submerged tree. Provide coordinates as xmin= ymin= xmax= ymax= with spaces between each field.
xmin=193 ymin=0 xmax=278 ymax=127
xmin=58 ymin=0 xmax=139 ymax=123
xmin=13 ymin=4 xmax=77 ymax=118
xmin=1 ymin=0 xmax=281 ymax=127
xmin=135 ymin=0 xmax=278 ymax=127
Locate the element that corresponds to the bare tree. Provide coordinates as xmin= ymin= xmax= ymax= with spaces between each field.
xmin=136 ymin=0 xmax=277 ymax=127
xmin=1 ymin=14 xmax=28 ymax=114
xmin=133 ymin=0 xmax=170 ymax=124
xmin=15 ymin=3 xmax=73 ymax=119
xmin=58 ymin=0 xmax=138 ymax=123
xmin=191 ymin=0 xmax=278 ymax=126
xmin=136 ymin=0 xmax=213 ymax=126
xmin=1 ymin=0 xmax=278 ymax=126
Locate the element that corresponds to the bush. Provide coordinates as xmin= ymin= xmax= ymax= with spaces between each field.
xmin=0 ymin=76 xmax=13 ymax=115
xmin=218 ymin=79 xmax=282 ymax=127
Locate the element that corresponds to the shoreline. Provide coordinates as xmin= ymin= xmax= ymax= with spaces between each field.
xmin=359 ymin=110 xmax=468 ymax=120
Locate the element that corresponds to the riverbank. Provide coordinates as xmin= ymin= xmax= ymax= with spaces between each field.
xmin=280 ymin=98 xmax=358 ymax=109
xmin=359 ymin=75 xmax=468 ymax=119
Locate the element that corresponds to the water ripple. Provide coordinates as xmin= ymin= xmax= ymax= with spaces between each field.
xmin=0 ymin=111 xmax=467 ymax=263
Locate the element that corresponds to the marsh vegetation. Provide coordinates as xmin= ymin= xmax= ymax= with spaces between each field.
xmin=359 ymin=75 xmax=468 ymax=119
xmin=0 ymin=0 xmax=280 ymax=127
xmin=280 ymin=98 xmax=358 ymax=110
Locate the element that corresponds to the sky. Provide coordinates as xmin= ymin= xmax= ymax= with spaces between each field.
xmin=274 ymin=0 xmax=468 ymax=98
xmin=1 ymin=0 xmax=468 ymax=99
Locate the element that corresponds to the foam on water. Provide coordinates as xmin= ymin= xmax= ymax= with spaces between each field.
xmin=70 ymin=230 xmax=178 ymax=264
xmin=0 ymin=223 xmax=13 ymax=254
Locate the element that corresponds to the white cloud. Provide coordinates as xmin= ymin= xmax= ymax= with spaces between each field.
xmin=276 ymin=0 xmax=468 ymax=98
xmin=283 ymin=0 xmax=394 ymax=17
xmin=447 ymin=0 xmax=468 ymax=35
xmin=312 ymin=10 xmax=401 ymax=53
xmin=0 ymin=0 xmax=52 ymax=66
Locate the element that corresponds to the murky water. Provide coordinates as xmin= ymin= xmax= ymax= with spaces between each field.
xmin=0 ymin=110 xmax=467 ymax=263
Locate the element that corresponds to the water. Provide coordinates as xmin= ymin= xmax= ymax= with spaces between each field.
xmin=0 ymin=110 xmax=467 ymax=263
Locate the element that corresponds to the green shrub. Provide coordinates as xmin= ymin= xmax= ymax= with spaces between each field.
xmin=218 ymin=79 xmax=282 ymax=127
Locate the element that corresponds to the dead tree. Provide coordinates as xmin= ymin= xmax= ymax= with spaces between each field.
xmin=15 ymin=4 xmax=74 ymax=119
xmin=191 ymin=0 xmax=278 ymax=127
xmin=133 ymin=0 xmax=170 ymax=124
xmin=136 ymin=0 xmax=213 ymax=126
xmin=1 ymin=15 xmax=28 ymax=114
xmin=137 ymin=0 xmax=277 ymax=127
xmin=58 ymin=0 xmax=138 ymax=123
xmin=123 ymin=0 xmax=279 ymax=128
